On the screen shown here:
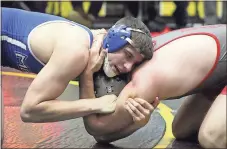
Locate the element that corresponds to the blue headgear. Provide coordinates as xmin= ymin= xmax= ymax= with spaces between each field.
xmin=103 ymin=25 xmax=145 ymax=53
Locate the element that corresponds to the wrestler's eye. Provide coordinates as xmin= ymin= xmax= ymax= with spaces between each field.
xmin=125 ymin=50 xmax=133 ymax=59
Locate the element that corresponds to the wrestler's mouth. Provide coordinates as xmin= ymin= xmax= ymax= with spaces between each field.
xmin=113 ymin=65 xmax=120 ymax=74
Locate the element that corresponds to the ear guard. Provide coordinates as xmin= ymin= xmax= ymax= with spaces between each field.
xmin=103 ymin=25 xmax=145 ymax=53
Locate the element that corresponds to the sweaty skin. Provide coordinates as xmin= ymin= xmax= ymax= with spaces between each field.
xmin=84 ymin=34 xmax=219 ymax=138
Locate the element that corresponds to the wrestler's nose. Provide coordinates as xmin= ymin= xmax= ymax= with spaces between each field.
xmin=123 ymin=62 xmax=133 ymax=72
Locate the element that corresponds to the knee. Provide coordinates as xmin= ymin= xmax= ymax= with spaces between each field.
xmin=172 ymin=119 xmax=187 ymax=140
xmin=172 ymin=120 xmax=181 ymax=139
xmin=172 ymin=118 xmax=198 ymax=141
xmin=198 ymin=126 xmax=226 ymax=148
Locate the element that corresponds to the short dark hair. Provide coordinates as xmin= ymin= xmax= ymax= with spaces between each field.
xmin=115 ymin=16 xmax=153 ymax=60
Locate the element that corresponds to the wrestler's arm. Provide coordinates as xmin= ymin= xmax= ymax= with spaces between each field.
xmin=83 ymin=71 xmax=158 ymax=136
xmin=93 ymin=97 xmax=159 ymax=143
xmin=93 ymin=116 xmax=146 ymax=143
xmin=20 ymin=29 xmax=102 ymax=123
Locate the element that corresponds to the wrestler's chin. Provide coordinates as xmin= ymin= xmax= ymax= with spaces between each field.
xmin=112 ymin=66 xmax=120 ymax=76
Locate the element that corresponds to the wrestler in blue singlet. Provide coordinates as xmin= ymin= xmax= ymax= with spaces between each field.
xmin=1 ymin=7 xmax=93 ymax=74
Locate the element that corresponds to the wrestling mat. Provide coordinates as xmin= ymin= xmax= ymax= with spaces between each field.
xmin=1 ymin=67 xmax=202 ymax=149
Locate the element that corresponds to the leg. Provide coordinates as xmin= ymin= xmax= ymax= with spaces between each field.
xmin=124 ymin=1 xmax=139 ymax=17
xmin=204 ymin=1 xmax=218 ymax=25
xmin=23 ymin=1 xmax=47 ymax=13
xmin=198 ymin=87 xmax=226 ymax=148
xmin=88 ymin=1 xmax=103 ymax=18
xmin=146 ymin=1 xmax=157 ymax=21
xmin=68 ymin=1 xmax=92 ymax=27
xmin=173 ymin=1 xmax=189 ymax=29
xmin=172 ymin=93 xmax=214 ymax=141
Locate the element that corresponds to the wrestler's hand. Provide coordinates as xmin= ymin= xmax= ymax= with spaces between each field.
xmin=125 ymin=97 xmax=160 ymax=127
xmin=86 ymin=29 xmax=107 ymax=73
xmin=97 ymin=94 xmax=118 ymax=114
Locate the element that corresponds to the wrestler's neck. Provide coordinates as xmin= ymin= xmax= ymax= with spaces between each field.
xmin=91 ymin=29 xmax=107 ymax=41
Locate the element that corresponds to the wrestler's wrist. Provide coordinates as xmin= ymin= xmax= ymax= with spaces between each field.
xmin=80 ymin=71 xmax=94 ymax=91
xmin=81 ymin=70 xmax=93 ymax=81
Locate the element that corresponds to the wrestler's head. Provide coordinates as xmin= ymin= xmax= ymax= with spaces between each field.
xmin=102 ymin=16 xmax=153 ymax=77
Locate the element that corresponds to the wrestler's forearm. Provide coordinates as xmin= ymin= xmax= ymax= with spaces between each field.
xmin=79 ymin=71 xmax=96 ymax=99
xmin=94 ymin=122 xmax=140 ymax=143
xmin=79 ymin=71 xmax=103 ymax=134
xmin=21 ymin=71 xmax=103 ymax=123
xmin=21 ymin=98 xmax=101 ymax=123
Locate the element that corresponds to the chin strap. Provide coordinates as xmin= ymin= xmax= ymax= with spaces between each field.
xmin=103 ymin=53 xmax=117 ymax=78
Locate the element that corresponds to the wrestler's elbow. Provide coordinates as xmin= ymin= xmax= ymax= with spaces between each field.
xmin=84 ymin=123 xmax=101 ymax=136
xmin=94 ymin=136 xmax=112 ymax=144
xmin=20 ymin=110 xmax=37 ymax=123
xmin=85 ymin=127 xmax=104 ymax=136
xmin=20 ymin=106 xmax=39 ymax=123
xmin=84 ymin=118 xmax=110 ymax=136
xmin=20 ymin=98 xmax=45 ymax=123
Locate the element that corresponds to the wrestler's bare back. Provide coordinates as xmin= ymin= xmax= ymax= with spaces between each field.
xmin=132 ymin=34 xmax=218 ymax=101
xmin=28 ymin=22 xmax=91 ymax=64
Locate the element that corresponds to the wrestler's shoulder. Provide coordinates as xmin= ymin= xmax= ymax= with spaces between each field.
xmin=34 ymin=21 xmax=90 ymax=41
xmin=47 ymin=22 xmax=91 ymax=51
